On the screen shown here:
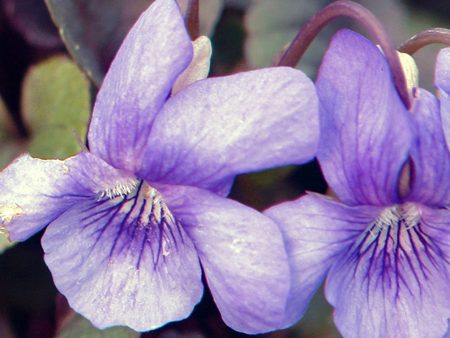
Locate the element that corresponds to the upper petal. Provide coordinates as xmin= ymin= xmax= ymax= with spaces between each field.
xmin=326 ymin=204 xmax=450 ymax=338
xmin=42 ymin=184 xmax=203 ymax=331
xmin=435 ymin=47 xmax=450 ymax=93
xmin=408 ymin=89 xmax=450 ymax=206
xmin=435 ymin=48 xmax=450 ymax=153
xmin=316 ymin=29 xmax=413 ymax=206
xmin=264 ymin=193 xmax=379 ymax=328
xmin=0 ymin=152 xmax=133 ymax=241
xmin=88 ymin=0 xmax=193 ymax=173
xmin=160 ymin=184 xmax=291 ymax=334
xmin=138 ymin=67 xmax=319 ymax=195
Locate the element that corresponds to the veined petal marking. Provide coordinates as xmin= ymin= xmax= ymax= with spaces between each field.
xmin=82 ymin=181 xmax=184 ymax=269
xmin=346 ymin=203 xmax=448 ymax=301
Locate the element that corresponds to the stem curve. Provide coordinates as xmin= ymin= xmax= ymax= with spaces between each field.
xmin=399 ymin=28 xmax=450 ymax=55
xmin=277 ymin=0 xmax=411 ymax=109
xmin=185 ymin=0 xmax=199 ymax=40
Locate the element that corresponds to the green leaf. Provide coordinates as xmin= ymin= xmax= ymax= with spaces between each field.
xmin=28 ymin=127 xmax=83 ymax=159
xmin=0 ymin=97 xmax=10 ymax=141
xmin=0 ymin=96 xmax=23 ymax=168
xmin=0 ymin=97 xmax=21 ymax=253
xmin=0 ymin=95 xmax=19 ymax=140
xmin=56 ymin=315 xmax=139 ymax=338
xmin=0 ymin=232 xmax=15 ymax=255
xmin=0 ymin=139 xmax=23 ymax=170
xmin=22 ymin=55 xmax=90 ymax=132
xmin=21 ymin=55 xmax=90 ymax=159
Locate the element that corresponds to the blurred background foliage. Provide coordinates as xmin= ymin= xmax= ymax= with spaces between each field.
xmin=0 ymin=0 xmax=447 ymax=337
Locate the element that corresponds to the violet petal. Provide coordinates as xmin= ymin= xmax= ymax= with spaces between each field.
xmin=326 ymin=204 xmax=450 ymax=338
xmin=42 ymin=193 xmax=203 ymax=331
xmin=264 ymin=193 xmax=379 ymax=327
xmin=316 ymin=29 xmax=413 ymax=206
xmin=408 ymin=88 xmax=450 ymax=206
xmin=88 ymin=0 xmax=193 ymax=173
xmin=0 ymin=152 xmax=133 ymax=241
xmin=139 ymin=67 xmax=319 ymax=195
xmin=435 ymin=48 xmax=450 ymax=152
xmin=160 ymin=184 xmax=291 ymax=334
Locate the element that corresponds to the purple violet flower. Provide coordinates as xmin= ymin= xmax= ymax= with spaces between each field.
xmin=0 ymin=0 xmax=320 ymax=333
xmin=265 ymin=29 xmax=450 ymax=338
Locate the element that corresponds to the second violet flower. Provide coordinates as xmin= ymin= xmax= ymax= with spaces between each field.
xmin=266 ymin=29 xmax=450 ymax=338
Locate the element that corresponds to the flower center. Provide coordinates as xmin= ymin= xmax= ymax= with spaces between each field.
xmin=125 ymin=181 xmax=177 ymax=234
xmin=85 ymin=180 xmax=183 ymax=267
xmin=346 ymin=202 xmax=446 ymax=300
xmin=359 ymin=202 xmax=421 ymax=253
xmin=97 ymin=178 xmax=140 ymax=200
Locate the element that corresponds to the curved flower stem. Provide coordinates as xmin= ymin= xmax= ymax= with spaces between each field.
xmin=277 ymin=0 xmax=411 ymax=109
xmin=185 ymin=0 xmax=200 ymax=40
xmin=398 ymin=28 xmax=450 ymax=54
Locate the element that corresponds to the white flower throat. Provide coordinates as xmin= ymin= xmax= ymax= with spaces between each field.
xmin=102 ymin=180 xmax=177 ymax=231
xmin=97 ymin=178 xmax=140 ymax=200
xmin=87 ymin=180 xmax=182 ymax=267
xmin=359 ymin=202 xmax=422 ymax=253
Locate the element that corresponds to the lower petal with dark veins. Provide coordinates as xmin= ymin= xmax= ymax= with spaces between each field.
xmin=326 ymin=203 xmax=450 ymax=338
xmin=41 ymin=181 xmax=203 ymax=332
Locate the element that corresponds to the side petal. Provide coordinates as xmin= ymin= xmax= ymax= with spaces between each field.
xmin=88 ymin=0 xmax=193 ymax=173
xmin=326 ymin=204 xmax=450 ymax=338
xmin=42 ymin=195 xmax=203 ymax=331
xmin=139 ymin=67 xmax=319 ymax=195
xmin=160 ymin=184 xmax=291 ymax=334
xmin=264 ymin=193 xmax=378 ymax=327
xmin=316 ymin=29 xmax=413 ymax=206
xmin=435 ymin=48 xmax=450 ymax=152
xmin=408 ymin=89 xmax=450 ymax=206
xmin=0 ymin=152 xmax=133 ymax=241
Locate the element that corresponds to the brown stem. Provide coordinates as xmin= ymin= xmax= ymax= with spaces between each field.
xmin=277 ymin=0 xmax=411 ymax=109
xmin=398 ymin=28 xmax=450 ymax=55
xmin=185 ymin=0 xmax=199 ymax=40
